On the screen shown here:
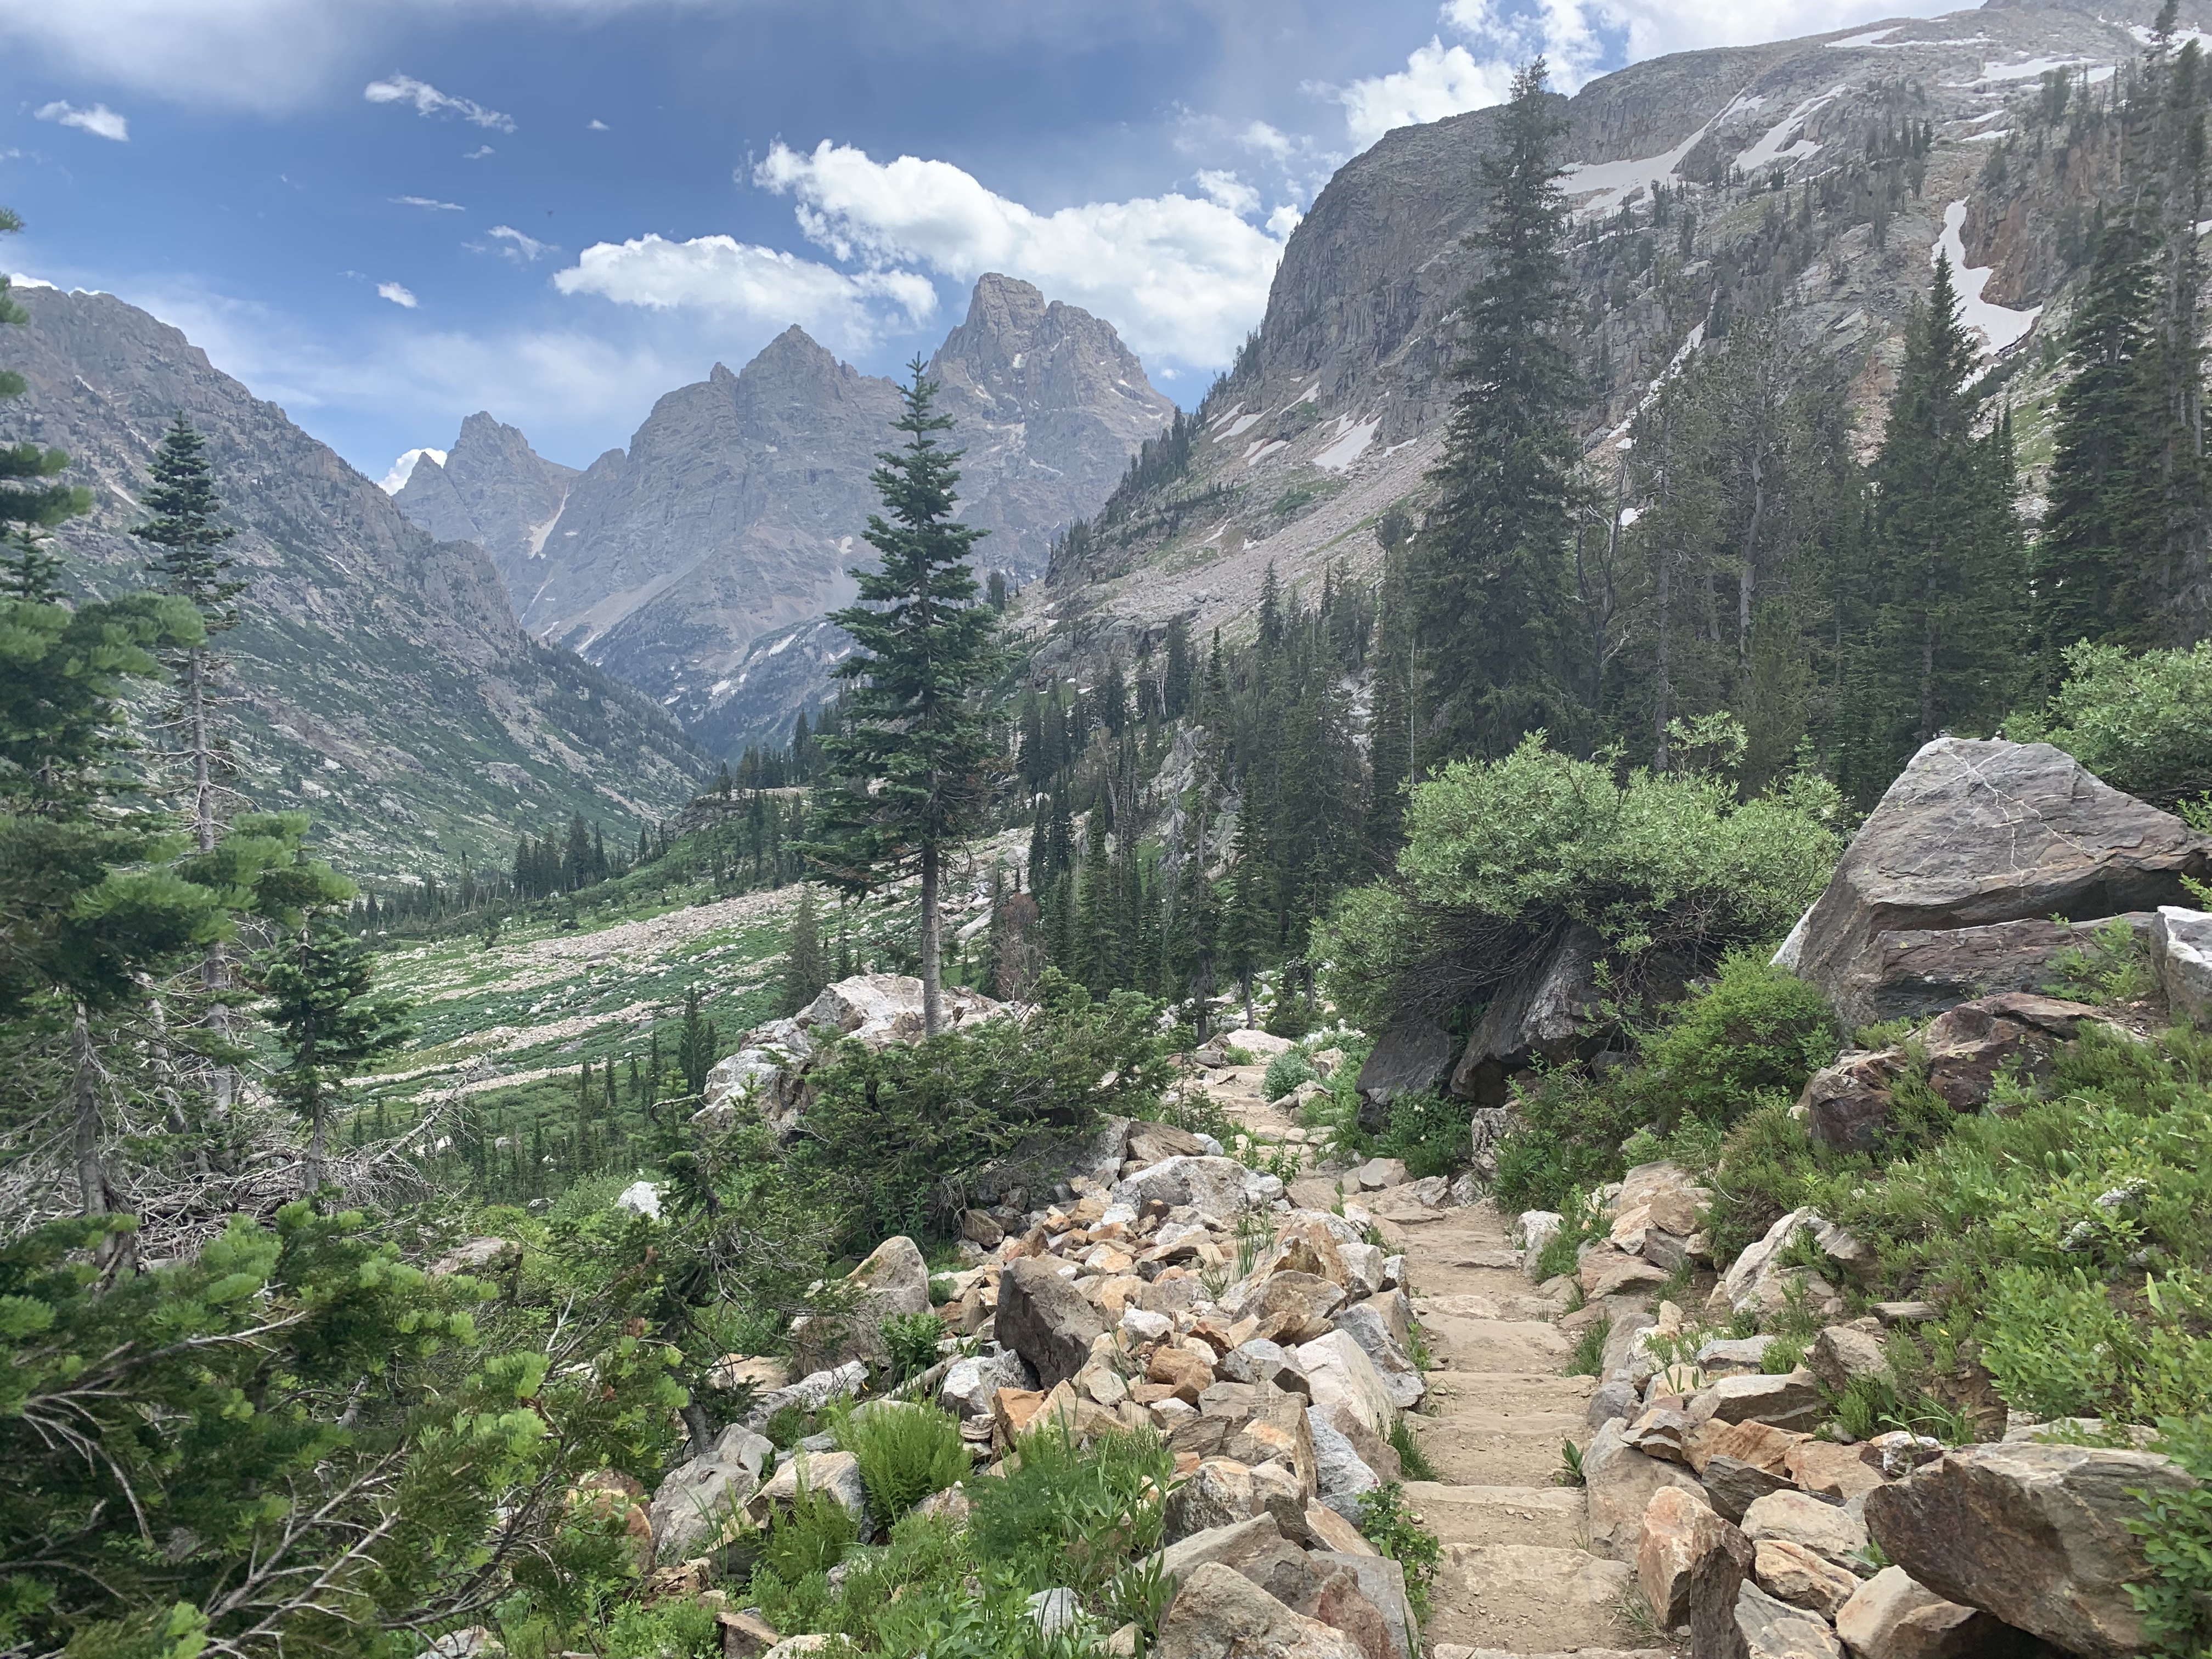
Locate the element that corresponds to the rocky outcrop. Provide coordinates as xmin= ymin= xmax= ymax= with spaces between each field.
xmin=1352 ymin=1019 xmax=1454 ymax=1133
xmin=393 ymin=411 xmax=578 ymax=597
xmin=1448 ymin=926 xmax=1610 ymax=1105
xmin=648 ymin=1424 xmax=773 ymax=1565
xmin=1779 ymin=739 xmax=2211 ymax=1029
xmin=791 ymin=1235 xmax=933 ymax=1372
xmin=12 ymin=287 xmax=703 ymax=877
xmin=1799 ymin=992 xmax=2106 ymax=1152
xmin=996 ymin=1256 xmax=1108 ymax=1390
xmin=1864 ymin=1441 xmax=2195 ymax=1659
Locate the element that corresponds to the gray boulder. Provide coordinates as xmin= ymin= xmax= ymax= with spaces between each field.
xmin=2156 ymin=904 xmax=2212 ymax=1025
xmin=1353 ymin=1018 xmax=1454 ymax=1133
xmin=791 ymin=1234 xmax=932 ymax=1372
xmin=648 ymin=1423 xmax=774 ymax=1565
xmin=1154 ymin=1561 xmax=1365 ymax=1659
xmin=1734 ymin=1581 xmax=1844 ymax=1659
xmin=1449 ymin=924 xmax=1609 ymax=1105
xmin=1865 ymin=1441 xmax=2195 ymax=1659
xmin=1306 ymin=1405 xmax=1382 ymax=1521
xmin=1111 ymin=1155 xmax=1263 ymax=1219
xmin=1779 ymin=737 xmax=2211 ymax=1029
xmin=996 ymin=1256 xmax=1107 ymax=1389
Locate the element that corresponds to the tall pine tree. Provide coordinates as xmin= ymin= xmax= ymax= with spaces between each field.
xmin=804 ymin=364 xmax=1000 ymax=1037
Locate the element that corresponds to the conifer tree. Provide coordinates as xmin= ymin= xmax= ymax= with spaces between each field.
xmin=804 ymin=364 xmax=1000 ymax=1037
xmin=1420 ymin=60 xmax=1588 ymax=759
xmin=0 ymin=210 xmax=91 ymax=536
xmin=777 ymin=887 xmax=827 ymax=1015
xmin=1850 ymin=255 xmax=2026 ymax=794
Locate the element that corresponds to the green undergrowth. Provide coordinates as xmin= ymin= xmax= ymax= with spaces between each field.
xmin=748 ymin=1420 xmax=1176 ymax=1659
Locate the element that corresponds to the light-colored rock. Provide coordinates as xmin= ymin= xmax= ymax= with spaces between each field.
xmin=1781 ymin=737 xmax=2212 ymax=1029
xmin=1736 ymin=1581 xmax=1845 ymax=1659
xmin=1833 ymin=1567 xmax=1998 ymax=1659
xmin=1785 ymin=1440 xmax=1887 ymax=1503
xmin=1294 ymin=1330 xmax=1400 ymax=1438
xmin=1698 ymin=1369 xmax=1826 ymax=1433
xmin=1154 ymin=1514 xmax=1290 ymax=1587
xmin=1246 ymin=1271 xmax=1350 ymax=1342
xmin=1698 ymin=1335 xmax=1776 ymax=1375
xmin=745 ymin=1448 xmax=868 ymax=1530
xmin=1583 ymin=1417 xmax=1708 ymax=1561
xmin=1307 ymin=1404 xmax=1382 ymax=1520
xmin=1755 ymin=1539 xmax=1859 ymax=1618
xmin=1864 ymin=1441 xmax=2195 ymax=1659
xmin=797 ymin=973 xmax=1003 ymax=1046
xmin=939 ymin=1350 xmax=1036 ymax=1418
xmin=1167 ymin=1459 xmax=1260 ymax=1542
xmin=742 ymin=1361 xmax=867 ymax=1430
xmin=707 ymin=1354 xmax=793 ymax=1393
xmin=1225 ymin=1028 xmax=1297 ymax=1058
xmin=997 ymin=1255 xmax=1108 ymax=1389
xmin=650 ymin=1423 xmax=776 ymax=1563
xmin=1354 ymin=1158 xmax=1410 ymax=1191
xmin=2156 ymin=904 xmax=2212 ymax=1025
xmin=792 ymin=1234 xmax=932 ymax=1371
xmin=1716 ymin=1210 xmax=1858 ymax=1319
xmin=1808 ymin=1324 xmax=1887 ymax=1397
xmin=1028 ymin=1588 xmax=1080 ymax=1636
xmin=1636 ymin=1485 xmax=1735 ymax=1628
xmin=616 ymin=1180 xmax=661 ymax=1219
xmin=1578 ymin=1246 xmax=1669 ymax=1300
xmin=1154 ymin=1560 xmax=1365 ymax=1659
xmin=1331 ymin=1298 xmax=1424 ymax=1411
xmin=1513 ymin=1211 xmax=1564 ymax=1279
xmin=1338 ymin=1242 xmax=1387 ymax=1298
xmin=1742 ymin=1489 xmax=1868 ymax=1570
xmin=1702 ymin=1456 xmax=1798 ymax=1525
xmin=1113 ymin=1155 xmax=1265 ymax=1220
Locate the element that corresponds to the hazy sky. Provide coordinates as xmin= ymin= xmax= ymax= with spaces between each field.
xmin=1 ymin=0 xmax=1959 ymax=479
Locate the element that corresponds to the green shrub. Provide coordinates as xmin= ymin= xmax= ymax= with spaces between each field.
xmin=792 ymin=970 xmax=1177 ymax=1245
xmin=757 ymin=1478 xmax=858 ymax=1582
xmin=2005 ymin=639 xmax=2212 ymax=805
xmin=1354 ymin=1483 xmax=1442 ymax=1624
xmin=603 ymin=1595 xmax=720 ymax=1659
xmin=1628 ymin=953 xmax=1839 ymax=1132
xmin=833 ymin=1401 xmax=969 ymax=1523
xmin=2130 ymin=1413 xmax=2212 ymax=1656
xmin=879 ymin=1312 xmax=948 ymax=1385
xmin=967 ymin=1420 xmax=1171 ymax=1596
xmin=1492 ymin=1067 xmax=1650 ymax=1212
xmin=1317 ymin=736 xmax=1843 ymax=1025
xmin=2041 ymin=917 xmax=2156 ymax=1006
xmin=1263 ymin=1050 xmax=1317 ymax=1103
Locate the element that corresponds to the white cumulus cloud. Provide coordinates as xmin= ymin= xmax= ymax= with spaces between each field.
xmin=364 ymin=74 xmax=514 ymax=132
xmin=376 ymin=280 xmax=419 ymax=307
xmin=34 ymin=100 xmax=129 ymax=141
xmin=752 ymin=139 xmax=1294 ymax=371
xmin=553 ymin=234 xmax=938 ymax=351
xmin=1328 ymin=38 xmax=1515 ymax=150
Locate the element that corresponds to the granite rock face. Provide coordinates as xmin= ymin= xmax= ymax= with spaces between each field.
xmin=398 ymin=275 xmax=1170 ymax=747
xmin=13 ymin=286 xmax=703 ymax=876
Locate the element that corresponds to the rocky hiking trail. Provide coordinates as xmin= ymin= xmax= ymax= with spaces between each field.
xmin=1195 ymin=1068 xmax=1660 ymax=1659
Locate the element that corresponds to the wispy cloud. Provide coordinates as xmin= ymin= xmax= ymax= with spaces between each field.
xmin=393 ymin=194 xmax=465 ymax=211
xmin=463 ymin=144 xmax=496 ymax=160
xmin=376 ymin=280 xmax=419 ymax=307
xmin=34 ymin=99 xmax=128 ymax=141
xmin=364 ymin=74 xmax=514 ymax=133
xmin=486 ymin=224 xmax=552 ymax=262
xmin=586 ymin=118 xmax=610 ymax=131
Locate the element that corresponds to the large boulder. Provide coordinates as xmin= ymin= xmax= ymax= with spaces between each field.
xmin=1638 ymin=1485 xmax=1743 ymax=1629
xmin=1154 ymin=1561 xmax=1367 ymax=1659
xmin=1741 ymin=1490 xmax=1866 ymax=1571
xmin=996 ymin=1256 xmax=1107 ymax=1390
xmin=745 ymin=1448 xmax=869 ymax=1531
xmin=797 ymin=973 xmax=1003 ymax=1045
xmin=1833 ymin=1567 xmax=2001 ymax=1659
xmin=1449 ymin=924 xmax=1610 ymax=1105
xmin=648 ymin=1423 xmax=774 ymax=1565
xmin=1864 ymin=1441 xmax=2194 ymax=1659
xmin=1778 ymin=737 xmax=2212 ymax=1029
xmin=695 ymin=1018 xmax=817 ymax=1134
xmin=2155 ymin=904 xmax=2212 ymax=1025
xmin=1293 ymin=1330 xmax=1400 ymax=1439
xmin=1307 ymin=1405 xmax=1383 ymax=1521
xmin=1353 ymin=1018 xmax=1455 ymax=1133
xmin=1714 ymin=1210 xmax=1863 ymax=1320
xmin=791 ymin=1234 xmax=932 ymax=1372
xmin=1113 ymin=1156 xmax=1264 ymax=1220
xmin=1331 ymin=1295 xmax=1425 ymax=1411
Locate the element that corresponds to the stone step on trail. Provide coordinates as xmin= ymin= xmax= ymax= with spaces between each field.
xmin=1403 ymin=1482 xmax=1587 ymax=1551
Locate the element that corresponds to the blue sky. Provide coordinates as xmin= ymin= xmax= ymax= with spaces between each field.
xmin=0 ymin=0 xmax=1955 ymax=483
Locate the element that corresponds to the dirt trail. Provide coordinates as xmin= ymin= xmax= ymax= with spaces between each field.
xmin=1195 ymin=1067 xmax=1662 ymax=1658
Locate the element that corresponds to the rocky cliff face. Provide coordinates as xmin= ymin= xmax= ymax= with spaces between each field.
xmin=396 ymin=274 xmax=1171 ymax=748
xmin=1037 ymin=0 xmax=2187 ymax=661
xmin=393 ymin=412 xmax=578 ymax=598
xmin=8 ymin=286 xmax=706 ymax=878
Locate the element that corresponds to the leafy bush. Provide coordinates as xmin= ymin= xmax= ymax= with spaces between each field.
xmin=1630 ymin=954 xmax=1839 ymax=1131
xmin=833 ymin=1401 xmax=969 ymax=1522
xmin=1317 ymin=737 xmax=1844 ymax=1025
xmin=793 ymin=970 xmax=1178 ymax=1244
xmin=880 ymin=1311 xmax=949 ymax=1384
xmin=1263 ymin=1049 xmax=1317 ymax=1103
xmin=2005 ymin=640 xmax=2212 ymax=805
xmin=1354 ymin=1483 xmax=1442 ymax=1624
xmin=967 ymin=1420 xmax=1172 ymax=1596
xmin=757 ymin=1478 xmax=859 ymax=1582
xmin=2131 ymin=1413 xmax=2212 ymax=1656
xmin=2041 ymin=917 xmax=2156 ymax=1005
xmin=603 ymin=1595 xmax=720 ymax=1659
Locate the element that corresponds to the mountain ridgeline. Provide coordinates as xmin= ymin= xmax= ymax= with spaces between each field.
xmin=7 ymin=285 xmax=707 ymax=879
xmin=396 ymin=273 xmax=1173 ymax=751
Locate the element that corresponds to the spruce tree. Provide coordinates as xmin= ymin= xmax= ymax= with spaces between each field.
xmin=1851 ymin=255 xmax=2027 ymax=794
xmin=1420 ymin=60 xmax=1588 ymax=759
xmin=777 ymin=887 xmax=827 ymax=1015
xmin=0 ymin=210 xmax=91 ymax=537
xmin=804 ymin=364 xmax=1000 ymax=1037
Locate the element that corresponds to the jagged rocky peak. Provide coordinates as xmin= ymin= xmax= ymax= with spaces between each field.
xmin=394 ymin=410 xmax=578 ymax=594
xmin=932 ymin=272 xmax=1170 ymax=428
